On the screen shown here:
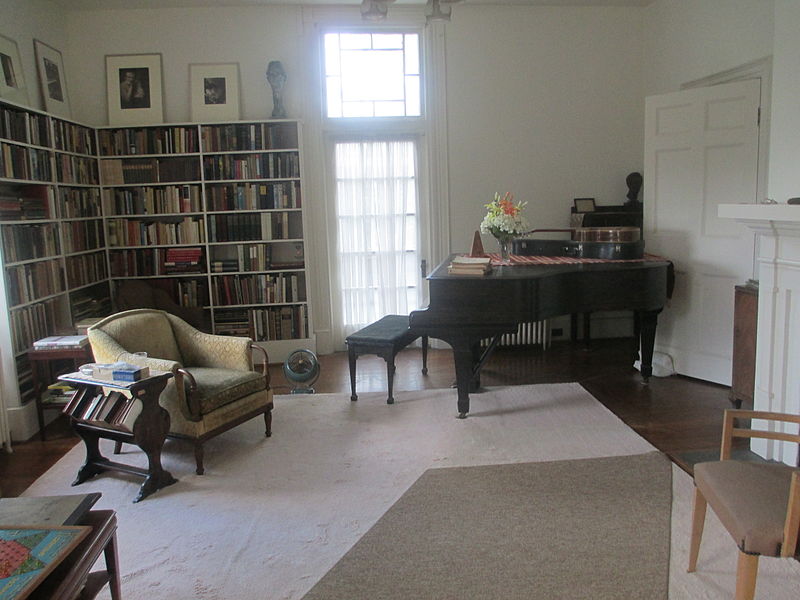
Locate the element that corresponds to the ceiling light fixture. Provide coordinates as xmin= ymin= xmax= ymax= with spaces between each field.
xmin=360 ymin=0 xmax=394 ymax=22
xmin=426 ymin=0 xmax=452 ymax=23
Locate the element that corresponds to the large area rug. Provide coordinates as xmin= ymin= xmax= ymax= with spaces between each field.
xmin=302 ymin=452 xmax=672 ymax=599
xmin=22 ymin=383 xmax=800 ymax=599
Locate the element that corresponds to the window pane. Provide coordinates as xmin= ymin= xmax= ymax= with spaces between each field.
xmin=341 ymin=50 xmax=404 ymax=102
xmin=324 ymin=34 xmax=341 ymax=76
xmin=404 ymin=34 xmax=419 ymax=75
xmin=340 ymin=33 xmax=371 ymax=50
xmin=374 ymin=101 xmax=406 ymax=117
xmin=373 ymin=34 xmax=403 ymax=50
xmin=342 ymin=101 xmax=374 ymax=118
xmin=326 ymin=77 xmax=342 ymax=118
xmin=405 ymin=76 xmax=420 ymax=116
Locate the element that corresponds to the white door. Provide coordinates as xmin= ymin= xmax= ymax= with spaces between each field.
xmin=644 ymin=79 xmax=761 ymax=384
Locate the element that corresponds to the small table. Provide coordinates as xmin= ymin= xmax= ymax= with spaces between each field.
xmin=0 ymin=493 xmax=121 ymax=600
xmin=60 ymin=370 xmax=177 ymax=503
xmin=27 ymin=345 xmax=94 ymax=440
xmin=345 ymin=315 xmax=428 ymax=405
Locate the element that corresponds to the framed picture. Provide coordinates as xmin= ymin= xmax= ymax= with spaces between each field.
xmin=189 ymin=63 xmax=240 ymax=122
xmin=106 ymin=53 xmax=164 ymax=126
xmin=33 ymin=40 xmax=70 ymax=118
xmin=0 ymin=34 xmax=29 ymax=105
xmin=573 ymin=197 xmax=596 ymax=213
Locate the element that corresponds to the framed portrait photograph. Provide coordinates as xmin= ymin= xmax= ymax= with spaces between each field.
xmin=0 ymin=34 xmax=29 ymax=106
xmin=33 ymin=40 xmax=70 ymax=118
xmin=189 ymin=63 xmax=240 ymax=122
xmin=106 ymin=53 xmax=164 ymax=126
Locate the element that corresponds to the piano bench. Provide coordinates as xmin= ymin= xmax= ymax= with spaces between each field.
xmin=345 ymin=315 xmax=428 ymax=404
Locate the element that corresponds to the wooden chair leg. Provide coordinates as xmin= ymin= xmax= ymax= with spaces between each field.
xmin=113 ymin=441 xmax=122 ymax=454
xmin=688 ymin=486 xmax=707 ymax=572
xmin=194 ymin=442 xmax=204 ymax=476
xmin=264 ymin=408 xmax=272 ymax=437
xmin=734 ymin=550 xmax=759 ymax=600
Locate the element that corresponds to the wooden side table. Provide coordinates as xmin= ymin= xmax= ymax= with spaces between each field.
xmin=27 ymin=345 xmax=94 ymax=440
xmin=0 ymin=493 xmax=120 ymax=600
xmin=59 ymin=370 xmax=177 ymax=503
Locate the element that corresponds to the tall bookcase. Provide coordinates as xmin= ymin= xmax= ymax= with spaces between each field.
xmin=0 ymin=99 xmax=111 ymax=408
xmin=96 ymin=119 xmax=312 ymax=362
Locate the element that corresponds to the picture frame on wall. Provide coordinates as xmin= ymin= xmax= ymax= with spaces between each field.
xmin=106 ymin=53 xmax=164 ymax=126
xmin=0 ymin=34 xmax=29 ymax=106
xmin=34 ymin=39 xmax=70 ymax=118
xmin=189 ymin=63 xmax=240 ymax=122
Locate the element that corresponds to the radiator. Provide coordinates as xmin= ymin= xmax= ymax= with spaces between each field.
xmin=483 ymin=320 xmax=551 ymax=350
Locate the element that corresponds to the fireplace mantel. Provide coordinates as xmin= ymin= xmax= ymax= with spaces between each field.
xmin=719 ymin=203 xmax=800 ymax=466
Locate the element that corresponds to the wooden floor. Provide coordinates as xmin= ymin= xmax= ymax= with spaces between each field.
xmin=0 ymin=337 xmax=737 ymax=497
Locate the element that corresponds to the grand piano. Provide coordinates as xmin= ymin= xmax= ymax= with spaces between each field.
xmin=409 ymin=253 xmax=671 ymax=418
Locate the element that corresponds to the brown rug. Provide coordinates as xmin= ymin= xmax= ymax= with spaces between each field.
xmin=302 ymin=451 xmax=672 ymax=600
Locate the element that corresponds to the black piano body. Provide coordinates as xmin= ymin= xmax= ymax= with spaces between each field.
xmin=409 ymin=255 xmax=671 ymax=417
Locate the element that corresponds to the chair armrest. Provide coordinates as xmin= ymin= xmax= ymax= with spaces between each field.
xmin=250 ymin=343 xmax=271 ymax=389
xmin=720 ymin=409 xmax=800 ymax=460
xmin=117 ymin=351 xmax=182 ymax=375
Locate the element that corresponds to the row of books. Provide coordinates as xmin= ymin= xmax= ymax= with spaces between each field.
xmin=0 ymin=186 xmax=54 ymax=220
xmin=214 ymin=304 xmax=308 ymax=340
xmin=100 ymin=157 xmax=201 ymax=185
xmin=200 ymin=123 xmax=298 ymax=152
xmin=205 ymin=181 xmax=302 ymax=211
xmin=52 ymin=120 xmax=96 ymax=156
xmin=98 ymin=126 xmax=199 ymax=156
xmin=70 ymin=284 xmax=112 ymax=321
xmin=210 ymin=272 xmax=305 ymax=306
xmin=1 ymin=143 xmax=52 ymax=182
xmin=210 ymin=243 xmax=273 ymax=273
xmin=106 ymin=216 xmax=206 ymax=246
xmin=54 ymin=154 xmax=99 ymax=186
xmin=61 ymin=219 xmax=104 ymax=254
xmin=62 ymin=387 xmax=141 ymax=432
xmin=0 ymin=222 xmax=60 ymax=262
xmin=109 ymin=247 xmax=205 ymax=277
xmin=202 ymin=152 xmax=300 ymax=181
xmin=102 ymin=184 xmax=202 ymax=216
xmin=9 ymin=297 xmax=59 ymax=354
xmin=208 ymin=211 xmax=298 ymax=242
xmin=59 ymin=187 xmax=101 ymax=219
xmin=65 ymin=251 xmax=108 ymax=289
xmin=0 ymin=106 xmax=50 ymax=147
xmin=4 ymin=258 xmax=65 ymax=306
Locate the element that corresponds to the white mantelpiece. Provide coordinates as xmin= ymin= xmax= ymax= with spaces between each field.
xmin=719 ymin=203 xmax=800 ymax=466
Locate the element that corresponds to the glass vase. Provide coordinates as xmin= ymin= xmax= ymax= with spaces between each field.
xmin=498 ymin=238 xmax=512 ymax=262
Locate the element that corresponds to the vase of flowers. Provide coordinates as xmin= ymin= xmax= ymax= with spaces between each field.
xmin=480 ymin=192 xmax=528 ymax=262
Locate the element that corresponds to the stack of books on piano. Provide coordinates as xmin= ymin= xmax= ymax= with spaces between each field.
xmin=448 ymin=255 xmax=492 ymax=276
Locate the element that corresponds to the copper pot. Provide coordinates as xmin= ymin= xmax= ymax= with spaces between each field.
xmin=572 ymin=226 xmax=640 ymax=243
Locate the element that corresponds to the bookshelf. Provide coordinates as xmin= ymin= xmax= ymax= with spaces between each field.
xmin=97 ymin=119 xmax=312 ymax=362
xmin=1 ymin=99 xmax=110 ymax=412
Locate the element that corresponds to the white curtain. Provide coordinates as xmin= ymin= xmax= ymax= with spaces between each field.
xmin=334 ymin=139 xmax=421 ymax=337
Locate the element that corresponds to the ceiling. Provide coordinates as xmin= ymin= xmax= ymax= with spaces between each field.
xmin=50 ymin=0 xmax=655 ymax=10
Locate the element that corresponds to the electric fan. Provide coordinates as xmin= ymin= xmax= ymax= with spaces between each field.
xmin=283 ymin=349 xmax=320 ymax=394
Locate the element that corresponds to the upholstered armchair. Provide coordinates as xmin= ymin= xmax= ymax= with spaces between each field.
xmin=87 ymin=309 xmax=273 ymax=475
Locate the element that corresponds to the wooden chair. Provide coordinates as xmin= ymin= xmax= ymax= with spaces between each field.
xmin=688 ymin=409 xmax=800 ymax=600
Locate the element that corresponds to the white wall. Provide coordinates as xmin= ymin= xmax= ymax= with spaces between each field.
xmin=446 ymin=6 xmax=645 ymax=251
xmin=642 ymin=0 xmax=774 ymax=97
xmin=767 ymin=0 xmax=800 ymax=203
xmin=0 ymin=0 xmax=70 ymax=112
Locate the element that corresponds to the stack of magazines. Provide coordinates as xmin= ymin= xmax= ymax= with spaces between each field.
xmin=447 ymin=255 xmax=492 ymax=276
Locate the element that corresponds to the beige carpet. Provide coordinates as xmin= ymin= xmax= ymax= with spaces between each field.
xmin=302 ymin=452 xmax=673 ymax=599
xmin=22 ymin=383 xmax=800 ymax=599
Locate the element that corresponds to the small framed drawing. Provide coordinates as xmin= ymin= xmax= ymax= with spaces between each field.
xmin=189 ymin=63 xmax=240 ymax=122
xmin=106 ymin=53 xmax=164 ymax=126
xmin=34 ymin=40 xmax=70 ymax=118
xmin=0 ymin=34 xmax=29 ymax=105
xmin=573 ymin=197 xmax=596 ymax=213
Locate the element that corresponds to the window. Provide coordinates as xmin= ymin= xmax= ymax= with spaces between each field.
xmin=334 ymin=140 xmax=420 ymax=332
xmin=324 ymin=32 xmax=421 ymax=118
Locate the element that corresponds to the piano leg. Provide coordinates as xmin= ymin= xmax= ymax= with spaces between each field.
xmin=452 ymin=345 xmax=476 ymax=418
xmin=638 ymin=309 xmax=661 ymax=381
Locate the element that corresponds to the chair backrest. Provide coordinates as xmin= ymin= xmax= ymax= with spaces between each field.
xmin=89 ymin=309 xmax=184 ymax=364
